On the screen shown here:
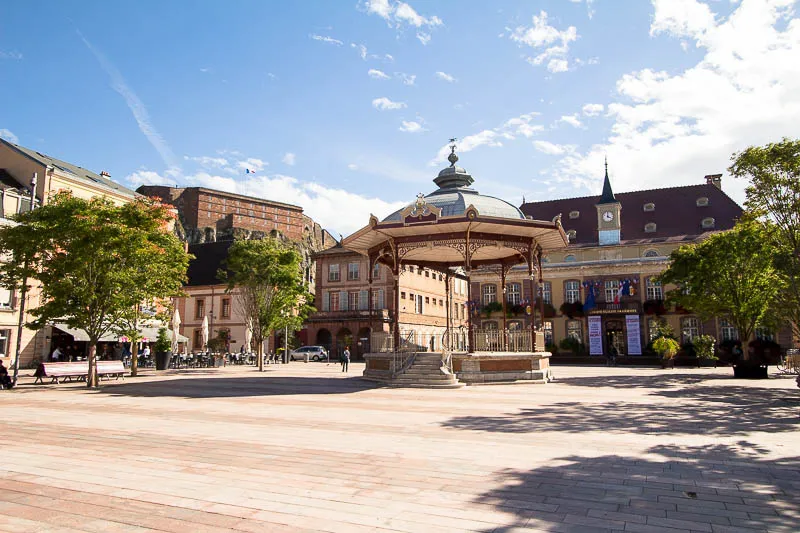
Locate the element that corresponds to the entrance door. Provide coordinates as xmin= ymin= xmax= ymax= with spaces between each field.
xmin=605 ymin=319 xmax=626 ymax=355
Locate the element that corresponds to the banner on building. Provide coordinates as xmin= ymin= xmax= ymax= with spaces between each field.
xmin=626 ymin=314 xmax=642 ymax=355
xmin=588 ymin=315 xmax=603 ymax=355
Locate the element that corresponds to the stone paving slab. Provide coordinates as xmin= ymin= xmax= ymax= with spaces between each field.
xmin=0 ymin=363 xmax=798 ymax=532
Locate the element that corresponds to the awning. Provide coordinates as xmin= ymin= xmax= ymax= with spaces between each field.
xmin=138 ymin=327 xmax=188 ymax=343
xmin=52 ymin=324 xmax=188 ymax=343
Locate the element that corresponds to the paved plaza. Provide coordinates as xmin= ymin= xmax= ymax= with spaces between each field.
xmin=1 ymin=364 xmax=798 ymax=533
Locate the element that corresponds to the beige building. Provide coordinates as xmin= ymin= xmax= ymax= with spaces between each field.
xmin=0 ymin=139 xmax=138 ymax=368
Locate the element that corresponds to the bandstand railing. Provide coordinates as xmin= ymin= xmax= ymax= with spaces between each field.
xmin=471 ymin=328 xmax=545 ymax=352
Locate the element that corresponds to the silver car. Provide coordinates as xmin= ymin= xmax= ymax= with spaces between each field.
xmin=290 ymin=345 xmax=329 ymax=362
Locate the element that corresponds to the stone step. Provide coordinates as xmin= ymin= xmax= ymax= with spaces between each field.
xmin=404 ymin=367 xmax=445 ymax=373
xmin=398 ymin=374 xmax=453 ymax=381
xmin=389 ymin=382 xmax=465 ymax=389
xmin=391 ymin=378 xmax=461 ymax=387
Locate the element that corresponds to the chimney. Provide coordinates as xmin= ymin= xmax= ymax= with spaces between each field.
xmin=705 ymin=174 xmax=722 ymax=190
xmin=100 ymin=171 xmax=111 ymax=178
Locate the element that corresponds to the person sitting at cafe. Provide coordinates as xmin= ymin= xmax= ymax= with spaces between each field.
xmin=0 ymin=360 xmax=13 ymax=389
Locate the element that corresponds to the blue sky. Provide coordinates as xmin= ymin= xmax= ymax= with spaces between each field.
xmin=1 ymin=0 xmax=799 ymax=235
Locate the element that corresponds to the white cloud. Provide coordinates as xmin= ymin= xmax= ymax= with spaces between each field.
xmin=351 ymin=43 xmax=368 ymax=59
xmin=184 ymin=155 xmax=229 ymax=169
xmin=0 ymin=128 xmax=18 ymax=143
xmin=199 ymin=67 xmax=211 ymax=73
xmin=0 ymin=50 xmax=23 ymax=60
xmin=125 ymin=170 xmax=172 ymax=187
xmin=532 ymin=141 xmax=574 ymax=155
xmin=361 ymin=0 xmax=443 ymax=42
xmin=347 ymin=163 xmax=359 ymax=170
xmin=372 ymin=97 xmax=407 ymax=110
xmin=431 ymin=112 xmax=544 ymax=164
xmin=78 ymin=30 xmax=179 ymax=174
xmin=310 ymin=34 xmax=343 ymax=46
xmin=509 ymin=11 xmax=578 ymax=73
xmin=399 ymin=120 xmax=426 ymax=133
xmin=549 ymin=0 xmax=800 ymax=207
xmin=397 ymin=73 xmax=416 ymax=85
xmin=435 ymin=71 xmax=457 ymax=82
xmin=559 ymin=114 xmax=583 ymax=128
xmin=282 ymin=152 xmax=296 ymax=166
xmin=236 ymin=158 xmax=267 ymax=172
xmin=368 ymin=68 xmax=391 ymax=79
xmin=582 ymin=103 xmax=604 ymax=116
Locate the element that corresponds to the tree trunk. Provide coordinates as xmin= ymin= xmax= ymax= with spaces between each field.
xmin=256 ymin=336 xmax=264 ymax=372
xmin=131 ymin=342 xmax=139 ymax=377
xmin=87 ymin=343 xmax=98 ymax=388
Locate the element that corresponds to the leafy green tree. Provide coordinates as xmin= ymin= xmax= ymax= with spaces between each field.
xmin=0 ymin=192 xmax=190 ymax=387
xmin=658 ymin=220 xmax=783 ymax=358
xmin=219 ymin=238 xmax=313 ymax=372
xmin=729 ymin=138 xmax=800 ymax=340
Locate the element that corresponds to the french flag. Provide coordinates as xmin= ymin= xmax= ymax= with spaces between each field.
xmin=245 ymin=169 xmax=255 ymax=174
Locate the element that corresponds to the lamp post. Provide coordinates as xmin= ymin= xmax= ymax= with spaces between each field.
xmin=12 ymin=172 xmax=38 ymax=386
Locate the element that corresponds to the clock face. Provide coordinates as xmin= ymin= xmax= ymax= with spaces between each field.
xmin=603 ymin=211 xmax=614 ymax=222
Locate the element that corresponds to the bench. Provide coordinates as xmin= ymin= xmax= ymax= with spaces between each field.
xmin=34 ymin=361 xmax=126 ymax=384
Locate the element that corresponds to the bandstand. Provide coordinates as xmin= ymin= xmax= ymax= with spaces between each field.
xmin=342 ymin=144 xmax=569 ymax=386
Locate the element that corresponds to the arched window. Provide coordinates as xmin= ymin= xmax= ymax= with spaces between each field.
xmin=569 ymin=210 xmax=580 ymax=219
xmin=482 ymin=284 xmax=497 ymax=305
xmin=506 ymin=282 xmax=521 ymax=305
xmin=696 ymin=197 xmax=709 ymax=207
xmin=644 ymin=222 xmax=657 ymax=233
xmin=643 ymin=249 xmax=659 ymax=258
xmin=643 ymin=203 xmax=655 ymax=212
xmin=564 ymin=254 xmax=576 ymax=262
xmin=702 ymin=217 xmax=715 ymax=229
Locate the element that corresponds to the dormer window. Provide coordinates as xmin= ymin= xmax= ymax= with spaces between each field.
xmin=696 ymin=197 xmax=709 ymax=207
xmin=643 ymin=203 xmax=655 ymax=212
xmin=643 ymin=249 xmax=659 ymax=258
xmin=701 ymin=217 xmax=715 ymax=229
xmin=644 ymin=222 xmax=657 ymax=233
xmin=569 ymin=210 xmax=580 ymax=219
xmin=567 ymin=229 xmax=577 ymax=241
xmin=564 ymin=254 xmax=576 ymax=262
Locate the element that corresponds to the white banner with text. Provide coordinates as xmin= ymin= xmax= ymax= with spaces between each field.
xmin=589 ymin=315 xmax=603 ymax=355
xmin=626 ymin=314 xmax=642 ymax=355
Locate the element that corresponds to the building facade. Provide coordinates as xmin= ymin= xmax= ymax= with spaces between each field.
xmin=306 ymin=245 xmax=470 ymax=360
xmin=471 ymin=168 xmax=791 ymax=356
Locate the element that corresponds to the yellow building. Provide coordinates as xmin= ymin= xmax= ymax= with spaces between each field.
xmin=0 ymin=139 xmax=138 ymax=368
xmin=471 ymin=165 xmax=790 ymax=357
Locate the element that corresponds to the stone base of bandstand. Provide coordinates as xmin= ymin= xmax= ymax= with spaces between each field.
xmin=362 ymin=351 xmax=553 ymax=386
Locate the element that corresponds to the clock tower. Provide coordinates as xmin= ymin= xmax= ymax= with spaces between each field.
xmin=596 ymin=158 xmax=621 ymax=245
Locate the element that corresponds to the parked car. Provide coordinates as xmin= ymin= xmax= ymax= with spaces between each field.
xmin=290 ymin=346 xmax=329 ymax=362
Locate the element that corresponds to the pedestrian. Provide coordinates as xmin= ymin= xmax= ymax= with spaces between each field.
xmin=607 ymin=345 xmax=618 ymax=367
xmin=341 ymin=346 xmax=350 ymax=373
xmin=0 ymin=359 xmax=13 ymax=389
xmin=51 ymin=346 xmax=62 ymax=362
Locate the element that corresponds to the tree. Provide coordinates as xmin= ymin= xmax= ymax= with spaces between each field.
xmin=658 ymin=220 xmax=783 ymax=358
xmin=729 ymin=138 xmax=800 ymax=340
xmin=0 ymin=192 xmax=190 ymax=387
xmin=219 ymin=238 xmax=313 ymax=372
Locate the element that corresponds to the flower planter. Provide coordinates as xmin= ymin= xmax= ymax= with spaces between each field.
xmin=733 ymin=362 xmax=768 ymax=379
xmin=698 ymin=358 xmax=717 ymax=368
xmin=155 ymin=351 xmax=172 ymax=371
xmin=661 ymin=358 xmax=675 ymax=369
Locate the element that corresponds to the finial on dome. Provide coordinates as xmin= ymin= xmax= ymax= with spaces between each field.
xmin=448 ymin=137 xmax=459 ymax=166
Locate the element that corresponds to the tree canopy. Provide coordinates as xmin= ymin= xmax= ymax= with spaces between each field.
xmin=729 ymin=137 xmax=800 ymax=340
xmin=0 ymin=192 xmax=190 ymax=386
xmin=219 ymin=238 xmax=313 ymax=371
xmin=658 ymin=219 xmax=783 ymax=354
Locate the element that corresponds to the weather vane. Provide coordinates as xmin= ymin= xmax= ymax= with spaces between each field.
xmin=448 ymin=137 xmax=459 ymax=165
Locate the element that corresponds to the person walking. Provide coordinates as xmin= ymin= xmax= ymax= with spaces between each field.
xmin=341 ymin=346 xmax=350 ymax=373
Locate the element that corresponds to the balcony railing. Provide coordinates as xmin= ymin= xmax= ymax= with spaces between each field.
xmin=310 ymin=309 xmax=391 ymax=320
xmin=371 ymin=328 xmax=544 ymax=354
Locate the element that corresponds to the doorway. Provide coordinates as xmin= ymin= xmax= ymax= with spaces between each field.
xmin=605 ymin=319 xmax=626 ymax=355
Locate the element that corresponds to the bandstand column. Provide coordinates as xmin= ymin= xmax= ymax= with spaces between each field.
xmin=500 ymin=265 xmax=508 ymax=351
xmin=528 ymin=265 xmax=536 ymax=352
xmin=466 ymin=269 xmax=474 ymax=353
xmin=444 ymin=271 xmax=451 ymax=351
xmin=393 ymin=268 xmax=401 ymax=351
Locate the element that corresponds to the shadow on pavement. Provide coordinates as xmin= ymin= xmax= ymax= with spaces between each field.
xmin=97 ymin=376 xmax=379 ymax=398
xmin=555 ymin=372 xmax=732 ymax=389
xmin=478 ymin=443 xmax=800 ymax=533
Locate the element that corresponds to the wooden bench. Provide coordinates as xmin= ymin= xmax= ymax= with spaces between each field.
xmin=34 ymin=361 xmax=126 ymax=384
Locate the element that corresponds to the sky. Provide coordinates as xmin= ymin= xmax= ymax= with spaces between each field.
xmin=1 ymin=0 xmax=799 ymax=236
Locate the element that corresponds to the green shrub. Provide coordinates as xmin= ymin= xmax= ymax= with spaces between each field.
xmin=154 ymin=327 xmax=171 ymax=353
xmin=652 ymin=337 xmax=680 ymax=359
xmin=559 ymin=336 xmax=586 ymax=354
xmin=693 ymin=334 xmax=717 ymax=360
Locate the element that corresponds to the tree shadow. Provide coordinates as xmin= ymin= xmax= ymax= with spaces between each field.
xmin=477 ymin=443 xmax=800 ymax=533
xmin=96 ymin=376 xmax=380 ymax=398
xmin=555 ymin=372 xmax=733 ymax=390
xmin=442 ymin=384 xmax=799 ymax=436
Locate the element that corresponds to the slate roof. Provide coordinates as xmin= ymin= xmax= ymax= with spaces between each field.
xmin=0 ymin=138 xmax=138 ymax=198
xmin=520 ymin=182 xmax=743 ymax=246
xmin=186 ymin=241 xmax=234 ymax=286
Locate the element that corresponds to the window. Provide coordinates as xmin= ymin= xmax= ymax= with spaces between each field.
xmin=644 ymin=222 xmax=657 ymax=233
xmin=347 ymin=262 xmax=360 ymax=281
xmin=564 ymin=254 xmax=576 ymax=262
xmin=0 ymin=287 xmax=13 ymax=309
xmin=569 ymin=210 xmax=580 ymax=219
xmin=221 ymin=298 xmax=231 ymax=318
xmin=508 ymin=321 xmax=522 ymax=330
xmin=567 ymin=230 xmax=577 ymax=241
xmin=328 ymin=264 xmax=340 ymax=282
xmin=681 ymin=317 xmax=701 ymax=343
xmin=425 ymin=296 xmax=430 ymax=304
xmin=348 ymin=291 xmax=360 ymax=310
xmin=372 ymin=263 xmax=381 ymax=280
xmin=543 ymin=321 xmax=554 ymax=345
xmin=329 ymin=292 xmax=340 ymax=311
xmin=755 ymin=328 xmax=774 ymax=342
xmin=719 ymin=318 xmax=738 ymax=341
xmin=507 ymin=283 xmax=521 ymax=305
xmin=400 ymin=292 xmax=406 ymax=300
xmin=646 ymin=277 xmax=663 ymax=300
xmin=565 ymin=281 xmax=580 ymax=304
xmin=417 ymin=267 xmax=422 ymax=275
xmin=371 ymin=289 xmax=385 ymax=310
xmin=438 ymin=299 xmax=443 ymax=306
xmin=647 ymin=318 xmax=660 ymax=341
xmin=567 ymin=320 xmax=582 ymax=341
xmin=643 ymin=249 xmax=659 ymax=258
xmin=696 ymin=197 xmax=709 ymax=207
xmin=17 ymin=197 xmax=32 ymax=215
xmin=541 ymin=281 xmax=552 ymax=304
xmin=701 ymin=217 xmax=715 ymax=229
xmin=416 ymin=294 xmax=424 ymax=314
xmin=604 ymin=280 xmax=619 ymax=302
xmin=195 ymin=299 xmax=205 ymax=320
xmin=482 ymin=284 xmax=497 ymax=305
xmin=193 ymin=329 xmax=203 ymax=350
xmin=643 ymin=203 xmax=655 ymax=212
xmin=425 ymin=270 xmax=430 ymax=278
